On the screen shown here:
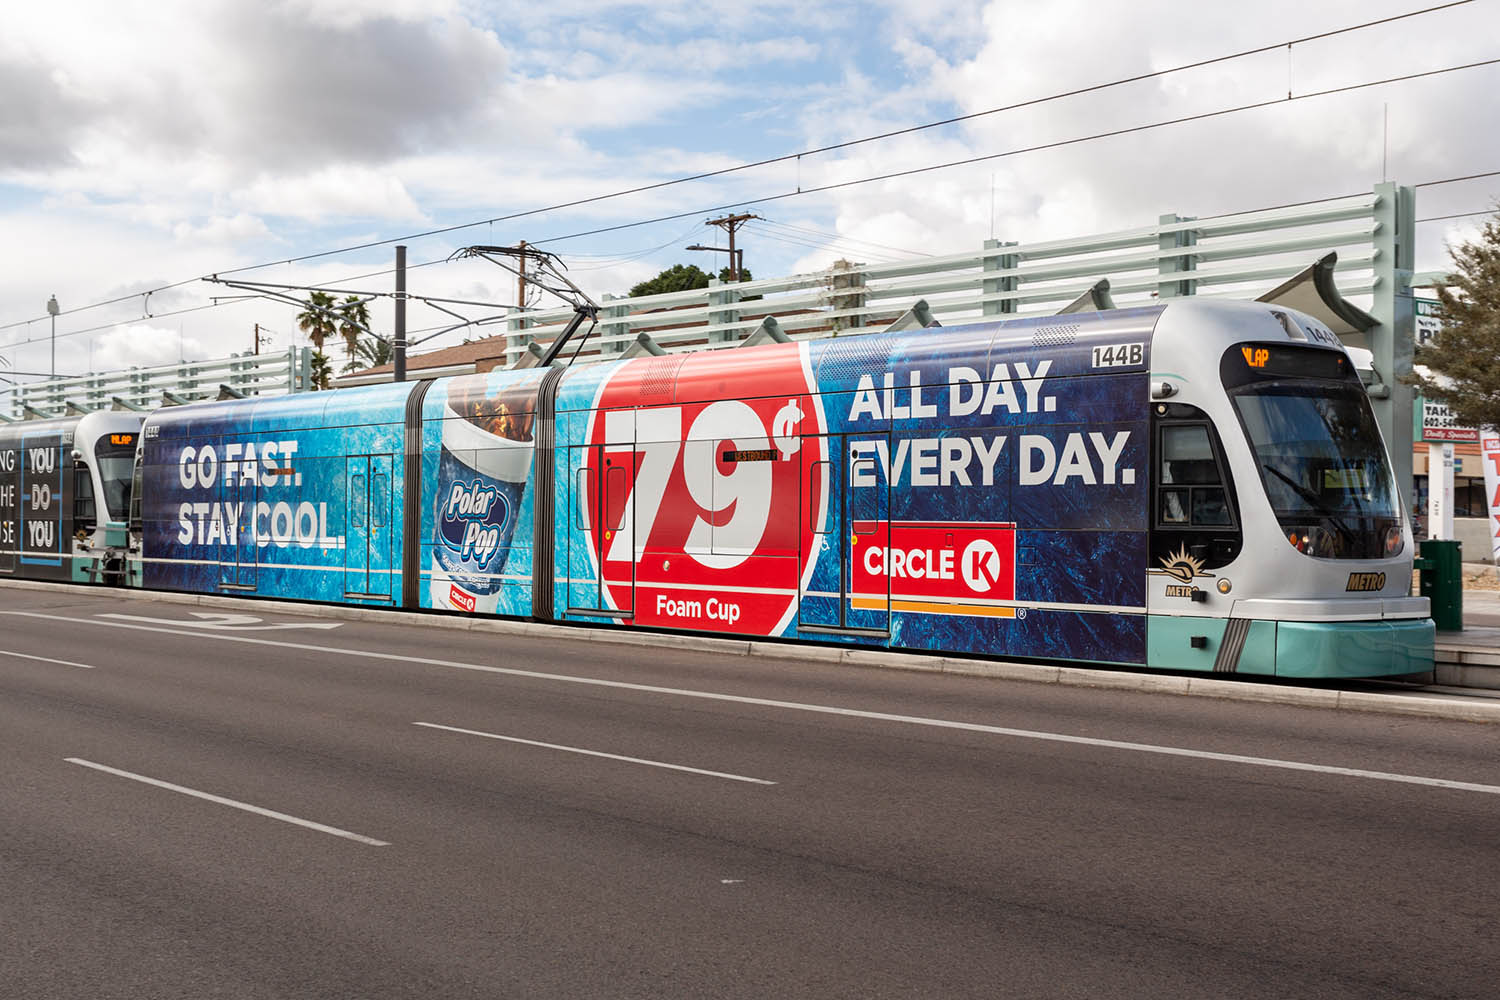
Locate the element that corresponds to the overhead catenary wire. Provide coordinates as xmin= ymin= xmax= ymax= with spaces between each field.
xmin=522 ymin=57 xmax=1500 ymax=249
xmin=0 ymin=0 xmax=1475 ymax=338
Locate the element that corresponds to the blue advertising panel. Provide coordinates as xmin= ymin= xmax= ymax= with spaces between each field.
xmin=141 ymin=384 xmax=412 ymax=602
xmin=418 ymin=369 xmax=546 ymax=615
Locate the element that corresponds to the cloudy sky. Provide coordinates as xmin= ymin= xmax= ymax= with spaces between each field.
xmin=1 ymin=0 xmax=1497 ymax=384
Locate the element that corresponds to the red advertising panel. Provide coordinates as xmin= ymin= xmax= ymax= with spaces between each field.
xmin=582 ymin=346 xmax=825 ymax=634
xmin=850 ymin=521 xmax=1017 ymax=618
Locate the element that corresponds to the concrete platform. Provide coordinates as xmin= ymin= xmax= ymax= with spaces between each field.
xmin=1434 ymin=589 xmax=1500 ymax=689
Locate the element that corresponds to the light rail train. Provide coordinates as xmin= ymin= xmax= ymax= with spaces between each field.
xmin=0 ymin=409 xmax=145 ymax=585
xmin=1 ymin=298 xmax=1432 ymax=677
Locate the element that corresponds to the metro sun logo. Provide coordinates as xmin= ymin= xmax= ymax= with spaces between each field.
xmin=581 ymin=344 xmax=826 ymax=635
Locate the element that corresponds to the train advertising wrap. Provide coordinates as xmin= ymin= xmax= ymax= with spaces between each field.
xmin=420 ymin=369 xmax=546 ymax=615
xmin=556 ymin=320 xmax=1150 ymax=664
xmin=575 ymin=343 xmax=823 ymax=636
xmin=141 ymin=390 xmax=408 ymax=600
xmin=0 ymin=424 xmax=71 ymax=578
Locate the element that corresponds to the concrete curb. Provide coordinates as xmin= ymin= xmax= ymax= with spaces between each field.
xmin=4 ymin=578 xmax=1496 ymax=724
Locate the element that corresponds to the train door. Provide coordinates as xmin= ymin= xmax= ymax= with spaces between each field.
xmin=601 ymin=452 xmax=634 ymax=616
xmin=565 ymin=439 xmax=636 ymax=617
xmin=348 ymin=455 xmax=394 ymax=599
xmin=220 ymin=456 xmax=256 ymax=591
xmin=345 ymin=455 xmax=394 ymax=599
xmin=798 ymin=433 xmax=891 ymax=635
xmin=367 ymin=456 xmax=393 ymax=600
xmin=567 ymin=444 xmax=602 ymax=613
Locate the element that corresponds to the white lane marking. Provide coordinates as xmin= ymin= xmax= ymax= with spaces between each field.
xmin=97 ymin=611 xmax=343 ymax=631
xmin=9 ymin=612 xmax=1496 ymax=797
xmin=414 ymin=722 xmax=776 ymax=785
xmin=65 ymin=758 xmax=390 ymax=847
xmin=0 ymin=649 xmax=95 ymax=669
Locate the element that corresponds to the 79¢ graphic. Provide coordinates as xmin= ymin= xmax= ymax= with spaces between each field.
xmin=582 ymin=349 xmax=824 ymax=635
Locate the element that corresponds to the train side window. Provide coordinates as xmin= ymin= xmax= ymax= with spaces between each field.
xmin=350 ymin=474 xmax=366 ymax=528
xmin=1150 ymin=405 xmax=1242 ymax=571
xmin=371 ymin=471 xmax=388 ymax=528
xmin=809 ymin=460 xmax=832 ymax=533
xmin=574 ymin=467 xmax=593 ymax=531
xmin=1158 ymin=425 xmax=1233 ymax=528
xmin=1160 ymin=488 xmax=1188 ymax=524
xmin=1161 ymin=426 xmax=1217 ymax=484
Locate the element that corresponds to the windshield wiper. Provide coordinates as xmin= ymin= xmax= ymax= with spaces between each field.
xmin=1263 ymin=463 xmax=1357 ymax=547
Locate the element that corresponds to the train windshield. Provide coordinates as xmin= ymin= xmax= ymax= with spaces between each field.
xmin=1230 ymin=379 xmax=1402 ymax=559
xmin=94 ymin=437 xmax=137 ymax=522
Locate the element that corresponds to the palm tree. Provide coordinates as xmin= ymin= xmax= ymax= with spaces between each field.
xmin=296 ymin=291 xmax=338 ymax=352
xmin=337 ymin=295 xmax=371 ymax=364
xmin=343 ymin=336 xmax=393 ymax=374
xmin=309 ymin=350 xmax=333 ymax=391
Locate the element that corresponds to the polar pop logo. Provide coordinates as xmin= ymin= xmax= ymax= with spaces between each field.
xmin=439 ymin=480 xmax=509 ymax=564
xmin=961 ymin=538 xmax=1005 ymax=593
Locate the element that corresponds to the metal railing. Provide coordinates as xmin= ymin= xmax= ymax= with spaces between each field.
xmin=3 ymin=347 xmax=311 ymax=420
xmin=497 ymin=189 xmax=1391 ymax=367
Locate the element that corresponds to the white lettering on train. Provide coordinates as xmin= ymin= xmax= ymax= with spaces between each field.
xmin=176 ymin=500 xmax=344 ymax=550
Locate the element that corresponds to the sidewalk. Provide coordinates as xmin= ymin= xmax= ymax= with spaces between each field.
xmin=1433 ymin=572 xmax=1500 ymax=690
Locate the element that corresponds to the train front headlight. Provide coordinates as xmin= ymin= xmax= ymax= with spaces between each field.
xmin=1286 ymin=525 xmax=1339 ymax=557
xmin=1383 ymin=525 xmax=1404 ymax=558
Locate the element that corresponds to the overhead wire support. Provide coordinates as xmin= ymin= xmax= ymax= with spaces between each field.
xmin=450 ymin=245 xmax=599 ymax=369
xmin=204 ymin=274 xmax=386 ymax=346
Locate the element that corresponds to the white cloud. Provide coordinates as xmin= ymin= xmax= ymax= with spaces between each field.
xmin=0 ymin=0 xmax=1496 ymax=383
xmin=90 ymin=324 xmax=205 ymax=371
xmin=237 ymin=167 xmax=428 ymax=224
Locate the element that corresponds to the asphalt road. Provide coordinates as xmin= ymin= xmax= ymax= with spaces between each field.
xmin=2 ymin=586 xmax=1499 ymax=999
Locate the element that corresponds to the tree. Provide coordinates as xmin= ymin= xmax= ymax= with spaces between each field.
xmin=309 ymin=350 xmax=333 ymax=391
xmin=1409 ymin=210 xmax=1500 ymax=429
xmin=628 ymin=263 xmax=752 ymax=298
xmin=337 ymin=295 xmax=371 ymax=364
xmin=344 ymin=335 xmax=392 ymax=374
xmin=296 ymin=290 xmax=338 ymax=351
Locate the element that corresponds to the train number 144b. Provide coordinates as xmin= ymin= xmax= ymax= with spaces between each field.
xmin=1091 ymin=343 xmax=1144 ymax=368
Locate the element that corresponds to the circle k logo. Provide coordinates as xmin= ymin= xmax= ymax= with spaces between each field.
xmin=961 ymin=538 xmax=1004 ymax=593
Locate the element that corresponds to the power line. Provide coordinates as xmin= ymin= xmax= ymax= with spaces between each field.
xmin=0 ymin=0 xmax=1473 ymax=337
xmin=522 ymin=57 xmax=1500 ymax=249
xmin=1415 ymin=170 xmax=1500 ymax=188
xmin=756 ymin=219 xmax=925 ymax=259
xmin=1417 ymin=209 xmax=1497 ymax=223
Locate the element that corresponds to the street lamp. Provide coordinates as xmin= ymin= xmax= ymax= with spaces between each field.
xmin=46 ymin=295 xmax=59 ymax=379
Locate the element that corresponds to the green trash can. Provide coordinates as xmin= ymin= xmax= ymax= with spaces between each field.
xmin=1416 ymin=538 xmax=1463 ymax=632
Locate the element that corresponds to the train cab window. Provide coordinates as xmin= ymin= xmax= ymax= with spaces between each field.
xmin=93 ymin=434 xmax=137 ymax=525
xmin=1151 ymin=404 xmax=1242 ymax=570
xmin=1159 ymin=426 xmax=1232 ymax=528
xmin=74 ymin=463 xmax=96 ymax=531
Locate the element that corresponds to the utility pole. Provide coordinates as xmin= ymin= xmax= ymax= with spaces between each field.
xmin=516 ymin=240 xmax=528 ymax=329
xmin=394 ymin=245 xmax=407 ymax=383
xmin=703 ymin=214 xmax=759 ymax=281
xmin=46 ymin=295 xmax=59 ymax=379
xmin=252 ymin=323 xmax=273 ymax=355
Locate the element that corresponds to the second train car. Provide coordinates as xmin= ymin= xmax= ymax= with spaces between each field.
xmin=127 ymin=297 xmax=1430 ymax=678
